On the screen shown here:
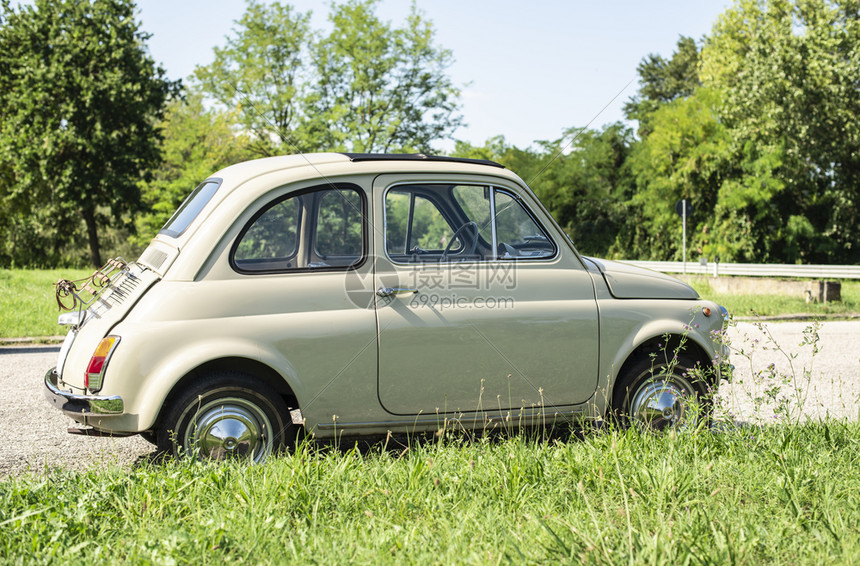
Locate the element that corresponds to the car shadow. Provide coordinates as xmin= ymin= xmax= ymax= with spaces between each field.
xmin=0 ymin=345 xmax=61 ymax=355
xmin=129 ymin=423 xmax=594 ymax=469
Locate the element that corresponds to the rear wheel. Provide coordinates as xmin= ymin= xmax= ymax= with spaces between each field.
xmin=158 ymin=371 xmax=295 ymax=463
xmin=139 ymin=430 xmax=158 ymax=445
xmin=612 ymin=353 xmax=711 ymax=430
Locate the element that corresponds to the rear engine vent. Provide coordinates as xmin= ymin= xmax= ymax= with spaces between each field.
xmin=140 ymin=247 xmax=168 ymax=271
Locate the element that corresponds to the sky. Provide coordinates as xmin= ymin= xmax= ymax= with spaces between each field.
xmin=71 ymin=1 xmax=734 ymax=151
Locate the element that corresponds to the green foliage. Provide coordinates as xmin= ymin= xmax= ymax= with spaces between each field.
xmin=194 ymin=0 xmax=462 ymax=155
xmin=194 ymin=1 xmax=313 ymax=156
xmin=623 ymin=35 xmax=703 ymax=135
xmin=0 ymin=0 xmax=177 ymax=268
xmin=595 ymin=0 xmax=860 ymax=264
xmin=234 ymin=199 xmax=299 ymax=261
xmin=700 ymin=0 xmax=860 ymax=263
xmin=3 ymin=0 xmax=857 ymax=267
xmin=2 ymin=423 xmax=859 ymax=563
xmin=453 ymin=136 xmax=545 ymax=185
xmin=133 ymin=93 xmax=253 ymax=247
xmin=310 ymin=0 xmax=462 ymax=153
xmin=533 ymin=125 xmax=635 ymax=258
xmin=385 ymin=190 xmax=456 ymax=252
xmin=620 ymin=89 xmax=731 ymax=261
xmin=313 ymin=189 xmax=363 ymax=255
xmin=453 ymin=129 xmax=635 ymax=259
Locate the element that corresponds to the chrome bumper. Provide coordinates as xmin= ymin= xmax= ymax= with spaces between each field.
xmin=44 ymin=368 xmax=124 ymax=416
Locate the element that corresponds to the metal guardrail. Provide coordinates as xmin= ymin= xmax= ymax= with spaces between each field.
xmin=624 ymin=260 xmax=860 ymax=280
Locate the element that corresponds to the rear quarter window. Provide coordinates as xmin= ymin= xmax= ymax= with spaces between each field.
xmin=231 ymin=184 xmax=366 ymax=273
xmin=159 ymin=179 xmax=222 ymax=238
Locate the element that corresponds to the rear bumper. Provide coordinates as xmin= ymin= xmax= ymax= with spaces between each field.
xmin=44 ymin=368 xmax=124 ymax=417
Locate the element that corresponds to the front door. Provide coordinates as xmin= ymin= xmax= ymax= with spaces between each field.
xmin=373 ymin=175 xmax=599 ymax=416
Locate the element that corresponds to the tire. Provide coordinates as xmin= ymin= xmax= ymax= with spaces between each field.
xmin=139 ymin=430 xmax=158 ymax=446
xmin=611 ymin=353 xmax=712 ymax=431
xmin=157 ymin=371 xmax=295 ymax=463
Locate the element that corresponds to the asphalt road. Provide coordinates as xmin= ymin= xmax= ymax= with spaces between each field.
xmin=1 ymin=321 xmax=857 ymax=479
xmin=718 ymin=320 xmax=859 ymax=422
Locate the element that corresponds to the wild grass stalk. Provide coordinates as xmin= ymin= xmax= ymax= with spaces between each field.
xmin=2 ymin=420 xmax=858 ymax=564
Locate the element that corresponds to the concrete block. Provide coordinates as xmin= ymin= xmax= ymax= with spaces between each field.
xmin=678 ymin=276 xmax=842 ymax=303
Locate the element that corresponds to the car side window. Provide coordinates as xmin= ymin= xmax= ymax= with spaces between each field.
xmin=494 ymin=191 xmax=556 ymax=259
xmin=233 ymin=197 xmax=301 ymax=271
xmin=385 ymin=184 xmax=555 ymax=263
xmin=315 ymin=189 xmax=363 ymax=259
xmin=386 ymin=189 xmax=462 ymax=259
xmin=232 ymin=185 xmax=365 ymax=273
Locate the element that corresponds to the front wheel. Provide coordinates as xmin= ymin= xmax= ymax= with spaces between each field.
xmin=612 ymin=353 xmax=712 ymax=430
xmin=158 ymin=371 xmax=295 ymax=463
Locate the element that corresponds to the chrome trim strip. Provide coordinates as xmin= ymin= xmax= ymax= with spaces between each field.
xmin=489 ymin=186 xmax=498 ymax=260
xmin=44 ymin=368 xmax=124 ymax=416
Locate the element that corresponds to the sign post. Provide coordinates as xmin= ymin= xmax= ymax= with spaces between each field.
xmin=675 ymin=199 xmax=693 ymax=274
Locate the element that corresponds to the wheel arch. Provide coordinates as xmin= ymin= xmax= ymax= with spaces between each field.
xmin=130 ymin=337 xmax=306 ymax=432
xmin=609 ymin=330 xmax=716 ymax=408
xmin=151 ymin=357 xmax=300 ymax=431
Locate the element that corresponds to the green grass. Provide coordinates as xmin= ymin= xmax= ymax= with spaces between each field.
xmin=0 ymin=268 xmax=91 ymax=339
xmin=1 ymin=422 xmax=858 ymax=564
xmin=688 ymin=278 xmax=860 ymax=318
xmin=2 ymin=269 xmax=858 ymax=339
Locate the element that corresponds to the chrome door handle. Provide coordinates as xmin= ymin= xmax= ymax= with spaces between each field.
xmin=376 ymin=287 xmax=419 ymax=297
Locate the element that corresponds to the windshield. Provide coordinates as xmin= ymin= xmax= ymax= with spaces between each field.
xmin=159 ymin=179 xmax=222 ymax=238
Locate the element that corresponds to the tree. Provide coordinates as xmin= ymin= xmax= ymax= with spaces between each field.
xmin=194 ymin=0 xmax=462 ymax=156
xmin=452 ymin=128 xmax=635 ymax=259
xmin=452 ymin=136 xmax=544 ymax=185
xmin=618 ymin=89 xmax=733 ymax=261
xmin=133 ymin=92 xmax=254 ymax=246
xmin=194 ymin=1 xmax=313 ymax=157
xmin=623 ymin=36 xmax=702 ymax=135
xmin=0 ymin=0 xmax=176 ymax=267
xmin=700 ymin=0 xmax=860 ymax=263
xmin=309 ymin=0 xmax=462 ymax=152
xmin=531 ymin=124 xmax=635 ymax=258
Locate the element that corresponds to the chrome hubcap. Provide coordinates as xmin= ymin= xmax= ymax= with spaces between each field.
xmin=184 ymin=397 xmax=273 ymax=463
xmin=630 ymin=376 xmax=697 ymax=430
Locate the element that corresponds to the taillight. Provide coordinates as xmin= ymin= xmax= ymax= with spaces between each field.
xmin=85 ymin=336 xmax=120 ymax=392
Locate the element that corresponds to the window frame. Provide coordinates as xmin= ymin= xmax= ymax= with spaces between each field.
xmin=491 ymin=188 xmax=559 ymax=262
xmin=230 ymin=183 xmax=368 ymax=275
xmin=382 ymin=182 xmax=558 ymax=265
xmin=159 ymin=178 xmax=223 ymax=239
xmin=384 ymin=187 xmax=466 ymax=258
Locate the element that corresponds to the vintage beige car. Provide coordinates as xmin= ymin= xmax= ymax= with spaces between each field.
xmin=45 ymin=153 xmax=728 ymax=462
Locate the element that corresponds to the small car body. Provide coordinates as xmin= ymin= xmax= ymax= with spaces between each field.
xmin=45 ymin=153 xmax=729 ymax=462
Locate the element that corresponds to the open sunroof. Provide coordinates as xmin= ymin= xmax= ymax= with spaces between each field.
xmin=341 ymin=152 xmax=505 ymax=169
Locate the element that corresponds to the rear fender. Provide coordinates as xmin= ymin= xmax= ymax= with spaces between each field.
xmin=128 ymin=337 xmax=305 ymax=431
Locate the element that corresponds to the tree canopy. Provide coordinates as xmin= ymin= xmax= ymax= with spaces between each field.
xmin=0 ymin=0 xmax=177 ymax=267
xmin=454 ymin=0 xmax=859 ymax=265
xmin=622 ymin=35 xmax=702 ymax=135
xmin=194 ymin=1 xmax=313 ymax=156
xmin=700 ymin=0 xmax=860 ymax=263
xmin=133 ymin=92 xmax=254 ymax=246
xmin=194 ymin=0 xmax=462 ymax=156
xmin=1 ymin=0 xmax=857 ymax=267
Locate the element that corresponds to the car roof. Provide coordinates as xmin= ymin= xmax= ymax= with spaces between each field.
xmin=208 ymin=152 xmax=515 ymax=193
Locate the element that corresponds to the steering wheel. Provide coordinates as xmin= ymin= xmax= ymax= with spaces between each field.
xmin=498 ymin=242 xmax=519 ymax=258
xmin=441 ymin=221 xmax=479 ymax=260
